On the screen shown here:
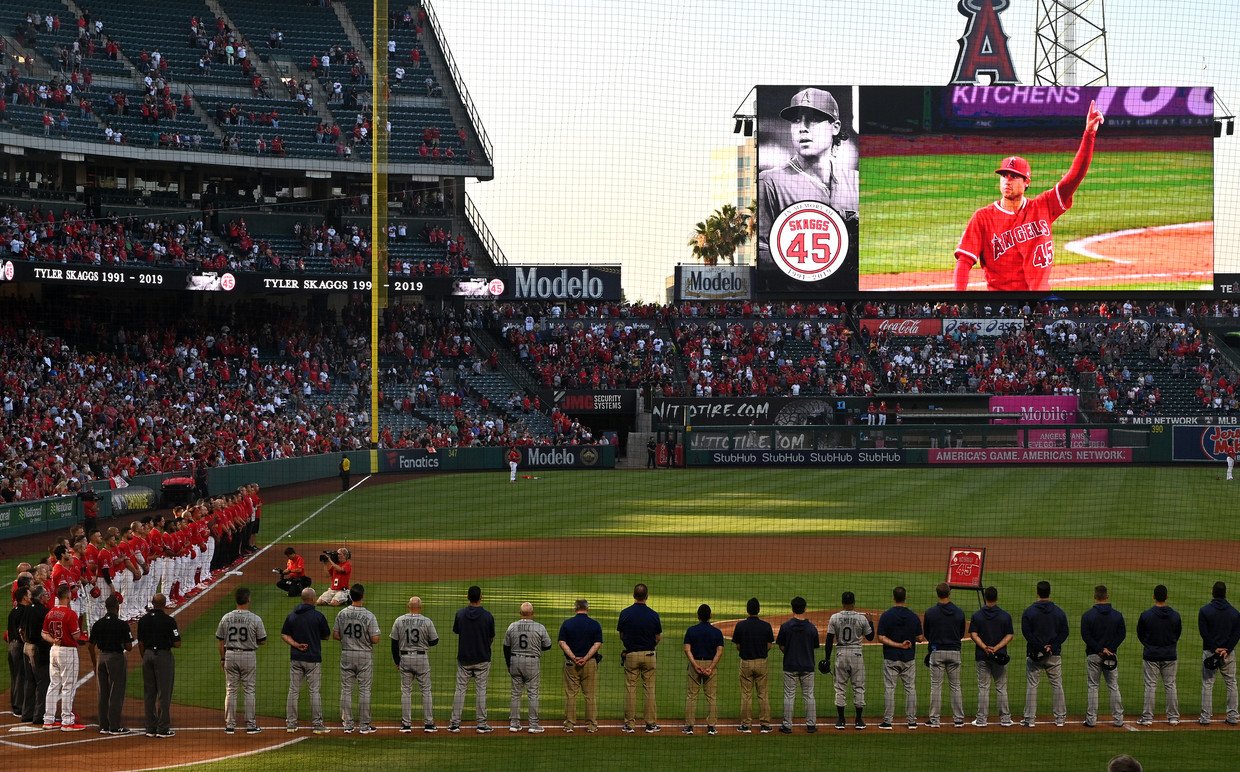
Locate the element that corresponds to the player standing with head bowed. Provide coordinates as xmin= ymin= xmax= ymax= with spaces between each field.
xmin=217 ymin=586 xmax=267 ymax=735
xmin=954 ymin=100 xmax=1104 ymax=291
xmin=391 ymin=595 xmax=439 ymax=733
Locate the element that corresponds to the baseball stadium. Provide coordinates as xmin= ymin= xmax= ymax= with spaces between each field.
xmin=0 ymin=1 xmax=1238 ymax=771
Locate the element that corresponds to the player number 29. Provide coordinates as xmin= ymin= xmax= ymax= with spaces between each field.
xmin=784 ymin=232 xmax=834 ymax=265
xmin=227 ymin=626 xmax=249 ymax=644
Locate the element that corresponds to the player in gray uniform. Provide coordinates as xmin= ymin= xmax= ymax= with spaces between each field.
xmin=215 ymin=587 xmax=267 ymax=734
xmin=332 ymin=583 xmax=381 ymax=734
xmin=503 ymin=602 xmax=553 ymax=733
xmin=391 ymin=596 xmax=440 ymax=733
xmin=824 ymin=592 xmax=875 ymax=730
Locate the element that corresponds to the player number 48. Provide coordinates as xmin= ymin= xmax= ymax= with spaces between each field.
xmin=784 ymin=232 xmax=835 ymax=265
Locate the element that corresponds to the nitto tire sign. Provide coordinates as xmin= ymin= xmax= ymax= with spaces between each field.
xmin=500 ymin=266 xmax=622 ymax=301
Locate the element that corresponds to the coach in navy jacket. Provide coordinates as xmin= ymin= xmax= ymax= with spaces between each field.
xmin=1137 ymin=584 xmax=1182 ymax=725
xmin=1198 ymin=581 xmax=1240 ymax=725
xmin=1021 ymin=583 xmax=1069 ymax=658
xmin=1081 ymin=588 xmax=1127 ymax=656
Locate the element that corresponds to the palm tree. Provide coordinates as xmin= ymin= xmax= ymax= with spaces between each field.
xmin=689 ymin=204 xmax=753 ymax=266
xmin=689 ymin=218 xmax=719 ymax=266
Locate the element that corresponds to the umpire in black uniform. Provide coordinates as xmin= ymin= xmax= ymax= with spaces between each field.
xmin=90 ymin=595 xmax=135 ymax=734
xmin=20 ymin=586 xmax=51 ymax=725
xmin=8 ymin=583 xmax=31 ymax=717
xmin=137 ymin=593 xmax=181 ymax=737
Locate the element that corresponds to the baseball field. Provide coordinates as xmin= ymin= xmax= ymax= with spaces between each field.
xmin=858 ymin=136 xmax=1214 ymax=292
xmin=3 ymin=465 xmax=1238 ymax=771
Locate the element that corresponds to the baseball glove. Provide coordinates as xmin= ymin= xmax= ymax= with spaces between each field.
xmin=817 ymin=659 xmax=830 ymax=675
xmin=1098 ymin=653 xmax=1118 ymax=672
xmin=1204 ymin=653 xmax=1225 ymax=671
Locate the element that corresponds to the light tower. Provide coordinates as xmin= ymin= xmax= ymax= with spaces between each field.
xmin=1033 ymin=0 xmax=1109 ymax=86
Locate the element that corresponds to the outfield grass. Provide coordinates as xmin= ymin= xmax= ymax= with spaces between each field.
xmin=176 ymin=731 xmax=1237 ymax=772
xmin=859 ymin=150 xmax=1212 ymax=276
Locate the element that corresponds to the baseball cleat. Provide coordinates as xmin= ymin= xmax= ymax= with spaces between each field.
xmin=359 ymin=725 xmax=377 ymax=734
xmin=563 ymin=726 xmax=574 ymax=733
xmin=736 ymin=724 xmax=751 ymax=733
xmin=286 ymin=726 xmax=298 ymax=733
xmin=1112 ymin=720 xmax=1125 ymax=728
xmin=953 ymin=719 xmax=965 ymax=728
xmin=43 ymin=722 xmax=60 ymax=730
xmin=707 ymin=726 xmax=717 ymax=736
xmin=681 ymin=726 xmax=693 ymax=735
xmin=61 ymin=723 xmax=86 ymax=732
xmin=855 ymin=720 xmax=866 ymax=730
xmin=1168 ymin=719 xmax=1180 ymax=726
xmin=620 ymin=724 xmax=635 ymax=733
xmin=806 ymin=725 xmax=817 ymax=734
xmin=312 ymin=726 xmax=330 ymax=735
xmin=475 ymin=724 xmax=493 ymax=733
xmin=113 ymin=727 xmax=131 ymax=735
xmin=778 ymin=726 xmax=793 ymax=734
xmin=224 ymin=726 xmax=235 ymax=734
xmin=907 ymin=721 xmax=918 ymax=730
xmin=423 ymin=723 xmax=438 ymax=733
xmin=509 ymin=725 xmax=522 ymax=733
xmin=1136 ymin=719 xmax=1153 ymax=726
xmin=759 ymin=724 xmax=773 ymax=733
xmin=528 ymin=726 xmax=545 ymax=734
xmin=878 ymin=722 xmax=893 ymax=730
xmin=926 ymin=720 xmax=940 ymax=729
xmin=1021 ymin=719 xmax=1035 ymax=728
xmin=835 ymin=719 xmax=846 ymax=730
xmin=1000 ymin=719 xmax=1014 ymax=727
xmin=156 ymin=730 xmax=176 ymax=738
xmin=400 ymin=724 xmax=412 ymax=733
xmin=1198 ymin=718 xmax=1211 ymax=725
xmin=246 ymin=726 xmax=262 ymax=735
xmin=644 ymin=724 xmax=661 ymax=734
xmin=1082 ymin=720 xmax=1095 ymax=728
xmin=972 ymin=719 xmax=987 ymax=728
xmin=343 ymin=724 xmax=355 ymax=734
xmin=1228 ymin=719 xmax=1239 ymax=726
xmin=585 ymin=726 xmax=598 ymax=734
xmin=1055 ymin=719 xmax=1065 ymax=727
xmin=146 ymin=731 xmax=159 ymax=737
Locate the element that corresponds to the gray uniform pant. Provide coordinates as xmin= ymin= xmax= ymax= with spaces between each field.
xmin=1141 ymin=659 xmax=1179 ymax=722
xmin=782 ymin=670 xmax=816 ymax=729
xmin=834 ymin=648 xmax=865 ymax=707
xmin=1024 ymin=655 xmax=1066 ymax=723
xmin=286 ymin=660 xmax=324 ymax=728
xmin=224 ymin=650 xmax=258 ymax=729
xmin=142 ymin=650 xmax=174 ymax=734
xmin=509 ymin=655 xmax=542 ymax=726
xmin=929 ymin=650 xmax=963 ymax=723
xmin=1085 ymin=654 xmax=1123 ymax=725
xmin=340 ymin=651 xmax=374 ymax=728
xmin=451 ymin=661 xmax=490 ymax=725
xmin=882 ymin=659 xmax=917 ymax=724
xmin=96 ymin=651 xmax=127 ymax=732
xmin=1201 ymin=651 xmax=1239 ymax=723
xmin=975 ymin=659 xmax=1010 ymax=724
xmin=399 ymin=652 xmax=433 ymax=725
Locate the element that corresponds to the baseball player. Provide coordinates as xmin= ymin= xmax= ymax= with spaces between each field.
xmin=1227 ymin=453 xmax=1235 ymax=481
xmin=216 ymin=586 xmax=267 ymax=734
xmin=1081 ymin=585 xmax=1126 ymax=727
xmin=1136 ymin=584 xmax=1182 ymax=725
xmin=503 ymin=602 xmax=552 ymax=733
xmin=1198 ymin=581 xmax=1240 ymax=725
xmin=333 ymin=583 xmax=381 ymax=734
xmin=953 ymin=99 xmax=1105 ymax=291
xmin=1021 ymin=580 xmax=1070 ymax=727
xmin=924 ymin=583 xmax=967 ymax=728
xmin=757 ymin=87 xmax=860 ymax=268
xmin=877 ymin=586 xmax=922 ymax=730
xmin=41 ymin=583 xmax=86 ymax=730
xmin=823 ymin=591 xmax=874 ymax=730
xmin=391 ymin=596 xmax=440 ymax=733
xmin=507 ymin=448 xmax=520 ymax=482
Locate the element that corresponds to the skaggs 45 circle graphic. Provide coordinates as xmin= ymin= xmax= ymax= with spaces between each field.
xmin=770 ymin=201 xmax=850 ymax=282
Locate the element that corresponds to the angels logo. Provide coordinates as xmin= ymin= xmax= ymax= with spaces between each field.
xmin=951 ymin=0 xmax=1019 ymax=85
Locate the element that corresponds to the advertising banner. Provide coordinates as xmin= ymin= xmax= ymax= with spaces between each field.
xmin=946 ymin=86 xmax=1214 ymax=129
xmin=1021 ymin=428 xmax=1109 ymax=448
xmin=1171 ymin=425 xmax=1240 ymax=462
xmin=521 ymin=445 xmax=615 ymax=469
xmin=552 ymin=390 xmax=638 ymax=415
xmin=927 ymin=448 xmax=1132 ymax=464
xmin=378 ymin=446 xmax=616 ymax=472
xmin=943 ymin=318 xmax=1026 ymax=336
xmin=651 ymin=397 xmax=835 ymax=427
xmin=495 ymin=265 xmax=623 ymax=301
xmin=858 ymin=318 xmax=943 ymax=336
xmin=696 ymin=449 xmax=904 ymax=467
xmin=675 ymin=265 xmax=753 ymax=301
xmin=989 ymin=396 xmax=1079 ymax=424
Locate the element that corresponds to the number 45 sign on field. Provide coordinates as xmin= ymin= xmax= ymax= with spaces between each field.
xmin=770 ymin=201 xmax=851 ymax=282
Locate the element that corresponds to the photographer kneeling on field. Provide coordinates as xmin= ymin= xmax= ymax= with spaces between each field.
xmin=275 ymin=547 xmax=312 ymax=597
xmin=315 ymin=547 xmax=353 ymax=606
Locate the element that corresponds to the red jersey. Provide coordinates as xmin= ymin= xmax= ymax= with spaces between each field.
xmin=50 ymin=562 xmax=80 ymax=600
xmin=955 ymin=187 xmax=1069 ymax=292
xmin=83 ymin=543 xmax=100 ymax=582
xmin=41 ymin=604 xmax=82 ymax=647
xmin=96 ymin=547 xmax=114 ymax=580
xmin=507 ymin=450 xmax=520 ymax=463
xmin=148 ymin=528 xmax=165 ymax=558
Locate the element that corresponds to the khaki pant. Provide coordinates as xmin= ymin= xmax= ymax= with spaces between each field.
xmin=738 ymin=659 xmax=770 ymax=726
xmin=623 ymin=651 xmax=657 ymax=727
xmin=564 ymin=658 xmax=598 ymax=730
xmin=685 ymin=659 xmax=717 ymax=728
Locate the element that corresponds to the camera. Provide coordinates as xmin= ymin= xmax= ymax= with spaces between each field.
xmin=319 ymin=549 xmax=340 ymax=564
xmin=272 ymin=568 xmax=283 ymax=574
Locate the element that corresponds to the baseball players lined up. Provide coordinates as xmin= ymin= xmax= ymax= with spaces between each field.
xmin=9 ymin=578 xmax=1238 ymax=737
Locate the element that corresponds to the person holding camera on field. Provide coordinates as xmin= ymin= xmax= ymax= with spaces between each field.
xmin=275 ymin=547 xmax=311 ymax=597
xmin=315 ymin=548 xmax=352 ymax=606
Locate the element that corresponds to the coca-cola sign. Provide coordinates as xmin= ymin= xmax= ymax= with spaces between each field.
xmin=859 ymin=318 xmax=943 ymax=336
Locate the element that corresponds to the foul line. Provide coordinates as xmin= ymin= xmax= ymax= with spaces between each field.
xmin=121 ymin=736 xmax=307 ymax=772
xmin=1065 ymin=221 xmax=1212 ymax=265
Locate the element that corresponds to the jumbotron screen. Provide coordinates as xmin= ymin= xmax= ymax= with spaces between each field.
xmin=755 ymin=85 xmax=1214 ymax=295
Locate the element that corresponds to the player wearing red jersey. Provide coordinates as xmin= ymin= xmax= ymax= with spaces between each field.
xmin=41 ymin=584 xmax=86 ymax=730
xmin=954 ymin=100 xmax=1104 ymax=292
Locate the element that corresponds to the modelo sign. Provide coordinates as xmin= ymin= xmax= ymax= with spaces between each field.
xmin=676 ymin=265 xmax=752 ymax=301
xmin=500 ymin=266 xmax=622 ymax=301
xmin=521 ymin=445 xmax=615 ymax=469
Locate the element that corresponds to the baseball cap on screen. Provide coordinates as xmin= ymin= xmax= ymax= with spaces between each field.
xmin=780 ymin=88 xmax=839 ymax=122
xmin=995 ymin=156 xmax=1031 ymax=181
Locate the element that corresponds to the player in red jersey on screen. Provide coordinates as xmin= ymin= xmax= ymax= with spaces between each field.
xmin=953 ymin=100 xmax=1104 ymax=291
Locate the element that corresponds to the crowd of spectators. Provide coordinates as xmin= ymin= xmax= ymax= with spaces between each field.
xmin=503 ymin=315 xmax=678 ymax=392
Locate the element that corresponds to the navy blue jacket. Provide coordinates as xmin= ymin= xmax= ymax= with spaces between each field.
xmin=558 ymin=613 xmax=603 ymax=659
xmin=1137 ymin=605 xmax=1182 ymax=662
xmin=970 ymin=605 xmax=1015 ymax=661
xmin=1021 ymin=600 xmax=1069 ymax=657
xmin=775 ymin=617 xmax=819 ymax=673
xmin=1198 ymin=598 xmax=1240 ymax=652
xmin=453 ymin=604 xmax=495 ymax=665
xmin=923 ymin=601 xmax=965 ymax=651
xmin=281 ymin=603 xmax=331 ymax=663
xmin=1080 ymin=603 xmax=1127 ymax=655
xmin=877 ymin=606 xmax=922 ymax=663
